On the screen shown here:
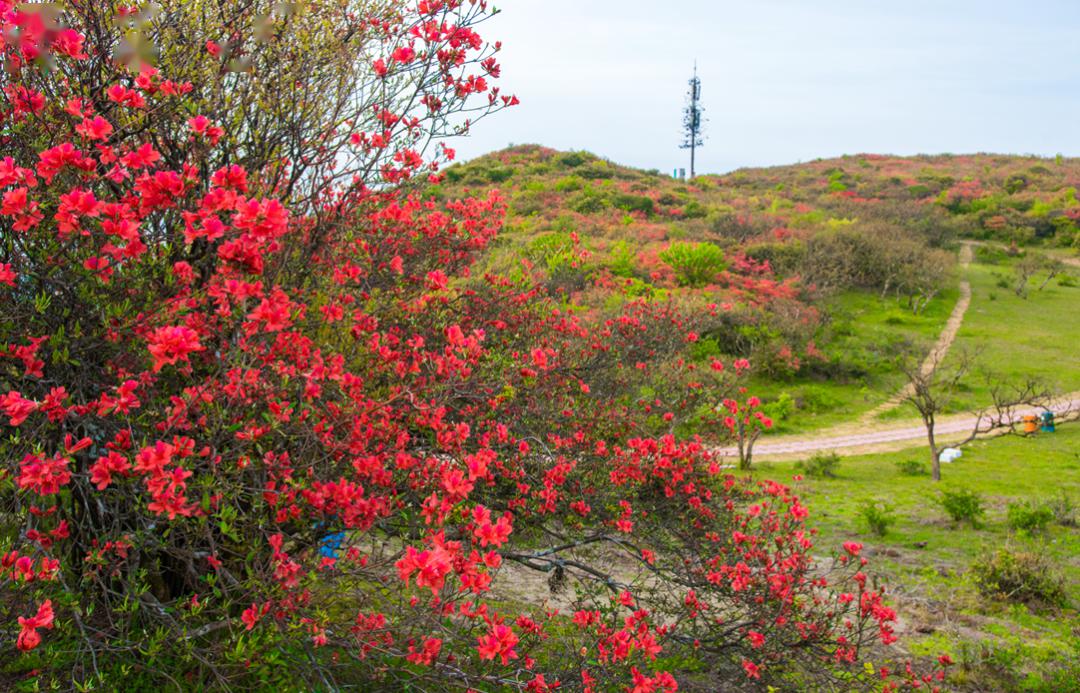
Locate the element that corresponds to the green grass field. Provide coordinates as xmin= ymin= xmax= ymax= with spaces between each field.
xmin=777 ymin=250 xmax=1080 ymax=430
xmin=939 ymin=256 xmax=1080 ymax=412
xmin=752 ymin=284 xmax=960 ymax=434
xmin=752 ymin=427 xmax=1080 ymax=689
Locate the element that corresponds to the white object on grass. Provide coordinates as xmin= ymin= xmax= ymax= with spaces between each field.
xmin=939 ymin=448 xmax=963 ymax=463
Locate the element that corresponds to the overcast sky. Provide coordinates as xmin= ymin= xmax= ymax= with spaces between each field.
xmin=451 ymin=0 xmax=1080 ymax=173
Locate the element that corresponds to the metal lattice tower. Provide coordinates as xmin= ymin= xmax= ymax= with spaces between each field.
xmin=679 ymin=62 xmax=705 ymax=178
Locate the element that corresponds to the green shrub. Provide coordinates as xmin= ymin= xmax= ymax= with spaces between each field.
xmin=1058 ymin=273 xmax=1078 ymax=287
xmin=527 ymin=232 xmax=578 ymax=274
xmin=938 ymin=488 xmax=985 ymax=528
xmin=659 ymin=242 xmax=727 ymax=288
xmin=579 ymin=161 xmax=614 ymax=180
xmin=796 ymin=452 xmax=841 ymax=479
xmin=510 ymin=191 xmax=544 ymax=216
xmin=742 ymin=241 xmax=806 ymax=277
xmin=553 ymin=175 xmax=584 ymax=193
xmin=682 ymin=199 xmax=709 ymax=219
xmin=567 ymin=189 xmax=608 ymax=214
xmin=1006 ymin=500 xmax=1054 ymax=532
xmin=971 ymin=547 xmax=1068 ymax=608
xmin=558 ymin=151 xmax=588 ymax=168
xmin=1004 ymin=173 xmax=1030 ymax=194
xmin=894 ymin=459 xmax=928 ymax=476
xmin=612 ymin=193 xmax=654 ymax=215
xmin=485 ymin=167 xmax=514 ymax=183
xmin=608 ymin=240 xmax=638 ymax=278
xmin=1047 ymin=491 xmax=1077 ymax=527
xmin=859 ymin=499 xmax=895 ymax=537
xmin=795 ymin=386 xmax=842 ymax=414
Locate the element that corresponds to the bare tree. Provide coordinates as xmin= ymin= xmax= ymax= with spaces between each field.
xmin=1013 ymin=256 xmax=1042 ymax=298
xmin=1036 ymin=257 xmax=1065 ymax=291
xmin=1014 ymin=254 xmax=1067 ymax=298
xmin=900 ymin=350 xmax=1060 ymax=481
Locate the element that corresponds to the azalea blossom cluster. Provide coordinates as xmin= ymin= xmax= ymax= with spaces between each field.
xmin=0 ymin=1 xmax=948 ymax=690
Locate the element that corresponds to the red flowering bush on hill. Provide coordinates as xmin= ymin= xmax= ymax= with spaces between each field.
xmin=0 ymin=1 xmax=948 ymax=690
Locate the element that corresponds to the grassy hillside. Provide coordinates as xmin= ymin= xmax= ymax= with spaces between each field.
xmin=434 ymin=146 xmax=1080 ymax=266
xmin=426 ymin=147 xmax=1080 ymax=430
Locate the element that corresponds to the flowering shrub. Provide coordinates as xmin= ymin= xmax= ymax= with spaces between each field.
xmin=0 ymin=1 xmax=948 ymax=689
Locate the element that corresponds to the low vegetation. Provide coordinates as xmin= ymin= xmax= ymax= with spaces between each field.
xmin=436 ymin=145 xmax=1080 ymax=434
xmin=760 ymin=427 xmax=1080 ymax=690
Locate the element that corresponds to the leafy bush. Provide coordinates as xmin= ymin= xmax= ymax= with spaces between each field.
xmin=567 ymin=188 xmax=609 ymax=214
xmin=1004 ymin=173 xmax=1030 ymax=194
xmin=895 ymin=459 xmax=929 ymax=476
xmin=1047 ymin=492 xmax=1077 ymax=527
xmin=511 ymin=189 xmax=546 ymax=216
xmin=553 ymin=175 xmax=584 ymax=192
xmin=971 ymin=548 xmax=1068 ymax=608
xmin=485 ymin=166 xmax=515 ymax=183
xmin=579 ymin=161 xmax=615 ymax=179
xmin=796 ymin=452 xmax=841 ymax=478
xmin=794 ymin=386 xmax=843 ymax=414
xmin=558 ymin=151 xmax=588 ymax=167
xmin=608 ymin=240 xmax=639 ymax=278
xmin=659 ymin=242 xmax=728 ymax=288
xmin=859 ymin=499 xmax=896 ymax=536
xmin=743 ymin=241 xmax=807 ymax=277
xmin=612 ymin=193 xmax=655 ymax=215
xmin=682 ymin=199 xmax=709 ymax=219
xmin=938 ymin=488 xmax=986 ymax=528
xmin=1006 ymin=501 xmax=1054 ymax=532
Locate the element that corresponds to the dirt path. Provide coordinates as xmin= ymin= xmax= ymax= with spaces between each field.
xmin=858 ymin=242 xmax=974 ymax=423
xmin=717 ymin=393 xmax=1080 ymax=462
xmin=713 ymin=241 xmax=1079 ymax=461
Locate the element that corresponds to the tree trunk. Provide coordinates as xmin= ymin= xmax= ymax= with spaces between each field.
xmin=926 ymin=415 xmax=941 ymax=481
xmin=737 ymin=421 xmax=752 ymax=470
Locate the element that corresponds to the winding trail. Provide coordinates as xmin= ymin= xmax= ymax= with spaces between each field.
xmin=714 ymin=242 xmax=1079 ymax=461
xmin=857 ymin=242 xmax=974 ymax=423
xmin=717 ymin=394 xmax=1080 ymax=461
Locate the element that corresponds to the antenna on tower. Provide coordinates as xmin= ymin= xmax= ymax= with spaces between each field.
xmin=679 ymin=61 xmax=706 ymax=178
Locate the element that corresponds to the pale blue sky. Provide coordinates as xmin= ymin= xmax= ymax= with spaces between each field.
xmin=454 ymin=0 xmax=1080 ymax=173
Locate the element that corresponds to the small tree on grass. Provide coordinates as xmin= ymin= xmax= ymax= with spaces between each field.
xmin=1035 ymin=256 xmax=1065 ymax=292
xmin=1014 ymin=254 xmax=1065 ymax=298
xmin=900 ymin=350 xmax=1058 ymax=481
xmin=710 ymin=373 xmax=787 ymax=470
